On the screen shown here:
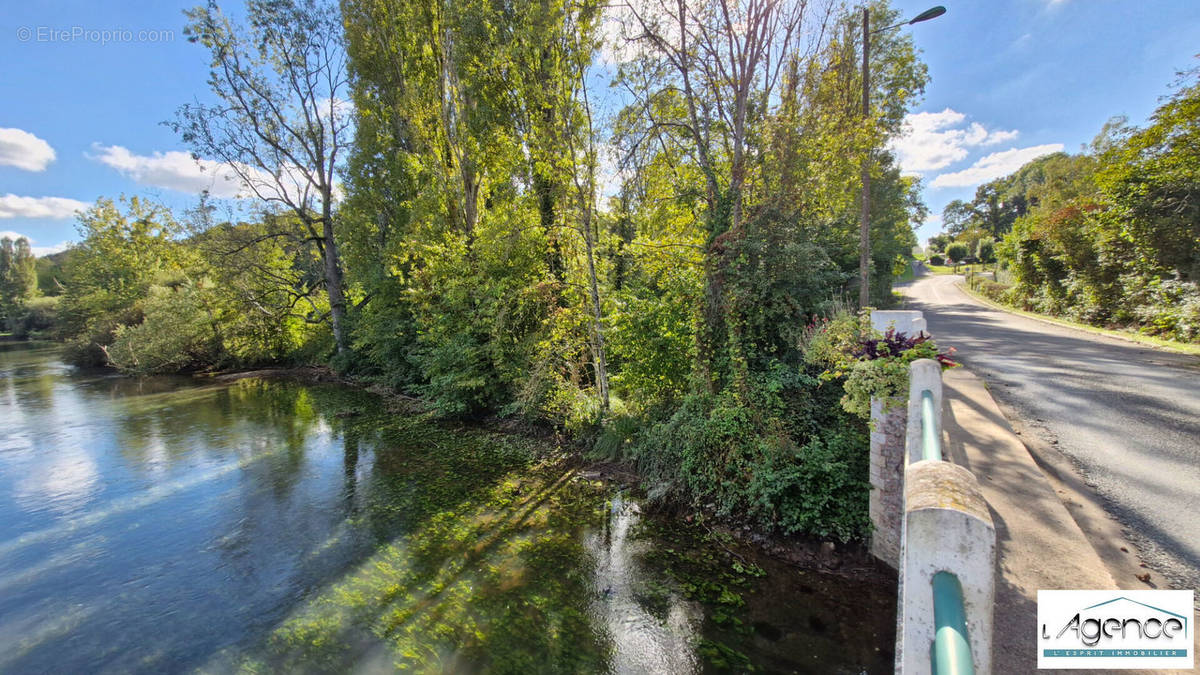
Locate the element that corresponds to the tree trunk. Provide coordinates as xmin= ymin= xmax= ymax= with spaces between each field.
xmin=581 ymin=210 xmax=610 ymax=415
xmin=323 ymin=217 xmax=348 ymax=355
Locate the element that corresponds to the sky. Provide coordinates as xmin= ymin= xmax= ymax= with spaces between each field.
xmin=1 ymin=1 xmax=1199 ymax=255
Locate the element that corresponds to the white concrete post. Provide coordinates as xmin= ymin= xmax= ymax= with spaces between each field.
xmin=898 ymin=461 xmax=996 ymax=674
xmin=870 ymin=310 xmax=924 ymax=336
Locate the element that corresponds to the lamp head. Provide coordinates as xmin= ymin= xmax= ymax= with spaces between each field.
xmin=909 ymin=6 xmax=947 ymax=24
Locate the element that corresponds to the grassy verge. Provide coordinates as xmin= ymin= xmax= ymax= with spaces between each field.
xmin=893 ymin=262 xmax=915 ymax=284
xmin=923 ymin=263 xmax=958 ymax=275
xmin=956 ymin=280 xmax=1200 ymax=357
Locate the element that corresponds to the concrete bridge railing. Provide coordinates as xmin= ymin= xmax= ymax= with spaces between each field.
xmin=868 ymin=311 xmax=996 ymax=675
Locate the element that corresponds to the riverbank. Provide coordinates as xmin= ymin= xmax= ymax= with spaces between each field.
xmin=204 ymin=362 xmax=892 ymax=584
xmin=3 ymin=339 xmax=895 ymax=583
xmin=0 ymin=343 xmax=898 ymax=672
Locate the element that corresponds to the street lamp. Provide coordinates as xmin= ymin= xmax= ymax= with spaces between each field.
xmin=858 ymin=5 xmax=946 ymax=308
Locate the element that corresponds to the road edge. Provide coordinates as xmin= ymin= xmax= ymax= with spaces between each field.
xmin=901 ymin=275 xmax=1169 ymax=593
xmin=954 ymin=278 xmax=1200 ymax=358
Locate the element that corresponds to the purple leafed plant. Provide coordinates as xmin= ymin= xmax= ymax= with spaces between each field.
xmin=852 ymin=327 xmax=958 ymax=367
xmin=852 ymin=327 xmax=927 ymax=359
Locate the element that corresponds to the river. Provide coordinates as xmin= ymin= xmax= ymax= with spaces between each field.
xmin=0 ymin=342 xmax=894 ymax=673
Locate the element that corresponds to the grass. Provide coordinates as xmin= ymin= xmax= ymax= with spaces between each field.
xmin=956 ymin=279 xmax=1200 ymax=357
xmin=893 ymin=262 xmax=915 ymax=284
xmin=923 ymin=263 xmax=958 ymax=275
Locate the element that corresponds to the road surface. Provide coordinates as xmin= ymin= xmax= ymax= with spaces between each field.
xmin=903 ymin=272 xmax=1200 ymax=593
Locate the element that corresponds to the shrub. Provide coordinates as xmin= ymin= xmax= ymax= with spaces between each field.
xmin=967 ymin=275 xmax=1012 ymax=304
xmin=746 ymin=426 xmax=869 ymax=542
xmin=631 ymin=362 xmax=873 ymax=542
xmin=7 ymin=296 xmax=59 ymax=338
xmin=976 ymin=239 xmax=996 ymax=263
xmin=945 ymin=242 xmax=969 ymax=264
xmin=107 ymin=283 xmax=220 ymax=374
xmin=929 ymin=254 xmax=945 ymax=266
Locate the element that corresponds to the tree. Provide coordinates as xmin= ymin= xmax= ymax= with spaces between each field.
xmin=975 ymin=238 xmax=995 ymax=264
xmin=59 ymin=197 xmax=191 ymax=363
xmin=942 ymin=199 xmax=976 ymax=235
xmin=0 ymin=236 xmax=38 ymax=324
xmin=551 ymin=4 xmax=611 ymax=413
xmin=1097 ymin=70 xmax=1200 ymax=281
xmin=613 ymin=0 xmax=926 ymax=389
xmin=175 ymin=0 xmax=353 ymax=353
xmin=945 ymin=242 xmax=968 ymax=264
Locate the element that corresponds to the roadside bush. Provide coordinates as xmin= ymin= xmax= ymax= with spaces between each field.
xmin=966 ymin=275 xmax=1011 ymax=304
xmin=746 ymin=426 xmax=869 ymax=542
xmin=976 ymin=239 xmax=996 ymax=264
xmin=631 ymin=363 xmax=872 ymax=543
xmin=1125 ymin=278 xmax=1200 ymax=341
xmin=929 ymin=255 xmax=945 ymax=266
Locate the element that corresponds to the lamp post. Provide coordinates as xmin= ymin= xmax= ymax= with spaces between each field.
xmin=858 ymin=5 xmax=946 ymax=308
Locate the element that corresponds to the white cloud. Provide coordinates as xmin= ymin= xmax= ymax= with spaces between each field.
xmin=317 ymin=96 xmax=354 ymax=123
xmin=90 ymin=144 xmax=341 ymax=205
xmin=0 ymin=128 xmax=56 ymax=172
xmin=0 ymin=231 xmax=70 ymax=256
xmin=0 ymin=194 xmax=89 ymax=220
xmin=90 ymin=144 xmax=250 ymax=199
xmin=599 ymin=8 xmax=635 ymax=65
xmin=931 ymin=144 xmax=1065 ymax=188
xmin=891 ymin=109 xmax=1020 ymax=173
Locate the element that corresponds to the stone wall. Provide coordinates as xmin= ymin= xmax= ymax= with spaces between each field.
xmin=866 ymin=310 xmax=926 ymax=568
xmin=869 ymin=399 xmax=907 ymax=567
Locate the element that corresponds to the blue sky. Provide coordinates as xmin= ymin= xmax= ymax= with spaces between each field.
xmin=1 ymin=1 xmax=1198 ymax=254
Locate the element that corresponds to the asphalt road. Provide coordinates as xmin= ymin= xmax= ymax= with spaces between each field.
xmin=902 ymin=272 xmax=1200 ymax=593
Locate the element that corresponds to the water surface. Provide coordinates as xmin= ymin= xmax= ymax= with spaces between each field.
xmin=0 ymin=343 xmax=895 ymax=673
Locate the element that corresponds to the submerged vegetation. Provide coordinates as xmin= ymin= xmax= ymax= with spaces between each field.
xmin=6 ymin=0 xmax=937 ymax=545
xmin=0 ymin=345 xmax=896 ymax=672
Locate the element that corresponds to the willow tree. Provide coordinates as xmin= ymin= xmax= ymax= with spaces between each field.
xmin=175 ymin=0 xmax=353 ymax=354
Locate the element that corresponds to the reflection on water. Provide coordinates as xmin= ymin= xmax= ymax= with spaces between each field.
xmin=587 ymin=495 xmax=702 ymax=674
xmin=0 ymin=343 xmax=895 ymax=673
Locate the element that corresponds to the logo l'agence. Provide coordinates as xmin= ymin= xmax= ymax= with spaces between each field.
xmin=1038 ymin=590 xmax=1194 ymax=669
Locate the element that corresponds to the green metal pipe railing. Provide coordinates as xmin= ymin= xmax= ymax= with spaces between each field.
xmin=921 ymin=389 xmax=941 ymax=462
xmin=931 ymin=571 xmax=975 ymax=674
xmin=920 ymin=382 xmax=975 ymax=674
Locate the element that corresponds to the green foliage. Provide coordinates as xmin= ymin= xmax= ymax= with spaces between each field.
xmin=59 ymin=197 xmax=192 ymax=365
xmin=966 ymin=275 xmax=1012 ymax=305
xmin=107 ymin=281 xmax=222 ymax=374
xmin=976 ymin=238 xmax=996 ymax=264
xmin=0 ymin=236 xmax=38 ymax=328
xmin=34 ymin=254 xmax=66 ymax=297
xmin=746 ymin=426 xmax=871 ymax=542
xmin=6 ymin=296 xmax=59 ymax=339
xmin=805 ymin=306 xmax=946 ymax=417
xmin=631 ymin=367 xmax=871 ymax=543
xmin=974 ymin=71 xmax=1200 ymax=342
xmin=944 ymin=242 xmax=969 ymax=264
xmin=1097 ymin=73 xmax=1200 ymax=282
xmin=25 ymin=0 xmax=935 ymax=547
